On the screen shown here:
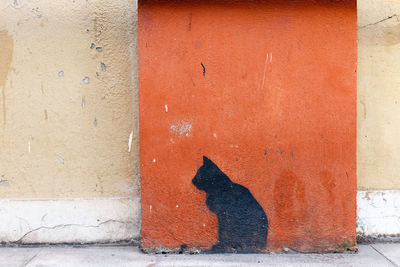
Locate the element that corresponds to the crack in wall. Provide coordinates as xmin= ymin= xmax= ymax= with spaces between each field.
xmin=14 ymin=219 xmax=132 ymax=244
xmin=359 ymin=14 xmax=399 ymax=29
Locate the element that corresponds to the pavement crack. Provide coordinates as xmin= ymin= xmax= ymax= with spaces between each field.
xmin=15 ymin=219 xmax=131 ymax=243
xmin=359 ymin=14 xmax=399 ymax=29
xmin=21 ymin=250 xmax=41 ymax=267
xmin=370 ymin=244 xmax=399 ymax=267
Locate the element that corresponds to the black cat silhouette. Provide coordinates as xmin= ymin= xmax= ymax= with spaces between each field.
xmin=192 ymin=156 xmax=268 ymax=253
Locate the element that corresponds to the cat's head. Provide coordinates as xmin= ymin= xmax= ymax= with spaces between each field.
xmin=192 ymin=156 xmax=226 ymax=191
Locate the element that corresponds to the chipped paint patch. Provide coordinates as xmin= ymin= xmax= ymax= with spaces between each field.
xmin=169 ymin=120 xmax=192 ymax=136
xmin=83 ymin=77 xmax=90 ymax=84
xmin=101 ymin=62 xmax=106 ymax=72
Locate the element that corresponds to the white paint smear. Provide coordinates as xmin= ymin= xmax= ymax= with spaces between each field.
xmin=128 ymin=131 xmax=133 ymax=152
xmin=28 ymin=136 xmax=32 ymax=153
xmin=165 ymin=104 xmax=168 ymax=112
xmin=260 ymin=53 xmax=269 ymax=89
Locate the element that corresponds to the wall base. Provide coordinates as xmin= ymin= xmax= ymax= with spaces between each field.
xmin=1 ymin=191 xmax=399 ymax=245
xmin=0 ymin=197 xmax=140 ymax=244
xmin=357 ymin=190 xmax=400 ymax=243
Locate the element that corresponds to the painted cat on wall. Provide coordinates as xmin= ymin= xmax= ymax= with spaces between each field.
xmin=192 ymin=156 xmax=269 ymax=253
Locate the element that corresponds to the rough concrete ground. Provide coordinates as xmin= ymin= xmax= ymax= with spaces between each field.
xmin=0 ymin=244 xmax=399 ymax=267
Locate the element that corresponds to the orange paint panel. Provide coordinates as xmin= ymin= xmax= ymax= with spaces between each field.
xmin=139 ymin=0 xmax=357 ymax=252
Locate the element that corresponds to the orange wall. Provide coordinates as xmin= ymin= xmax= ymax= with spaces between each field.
xmin=139 ymin=0 xmax=357 ymax=252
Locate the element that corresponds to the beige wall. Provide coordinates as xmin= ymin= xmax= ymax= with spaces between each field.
xmin=1 ymin=0 xmax=399 ymax=196
xmin=0 ymin=0 xmax=139 ymax=198
xmin=358 ymin=0 xmax=400 ymax=189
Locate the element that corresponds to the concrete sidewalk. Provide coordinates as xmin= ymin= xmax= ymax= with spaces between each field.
xmin=0 ymin=244 xmax=399 ymax=267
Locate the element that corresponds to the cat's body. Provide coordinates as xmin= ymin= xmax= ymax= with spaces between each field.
xmin=192 ymin=156 xmax=268 ymax=253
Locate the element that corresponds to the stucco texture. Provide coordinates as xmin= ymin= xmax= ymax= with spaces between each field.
xmin=358 ymin=0 xmax=400 ymax=190
xmin=0 ymin=0 xmax=139 ymax=198
xmin=140 ymin=0 xmax=357 ymax=252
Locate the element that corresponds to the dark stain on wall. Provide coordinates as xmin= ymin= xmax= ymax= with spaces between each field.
xmin=192 ymin=156 xmax=268 ymax=253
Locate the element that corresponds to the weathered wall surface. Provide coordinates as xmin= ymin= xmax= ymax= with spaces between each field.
xmin=357 ymin=0 xmax=400 ymax=239
xmin=0 ymin=0 xmax=140 ymax=243
xmin=140 ymin=0 xmax=357 ymax=252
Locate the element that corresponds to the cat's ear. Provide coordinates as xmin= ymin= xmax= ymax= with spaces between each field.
xmin=203 ymin=156 xmax=214 ymax=166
